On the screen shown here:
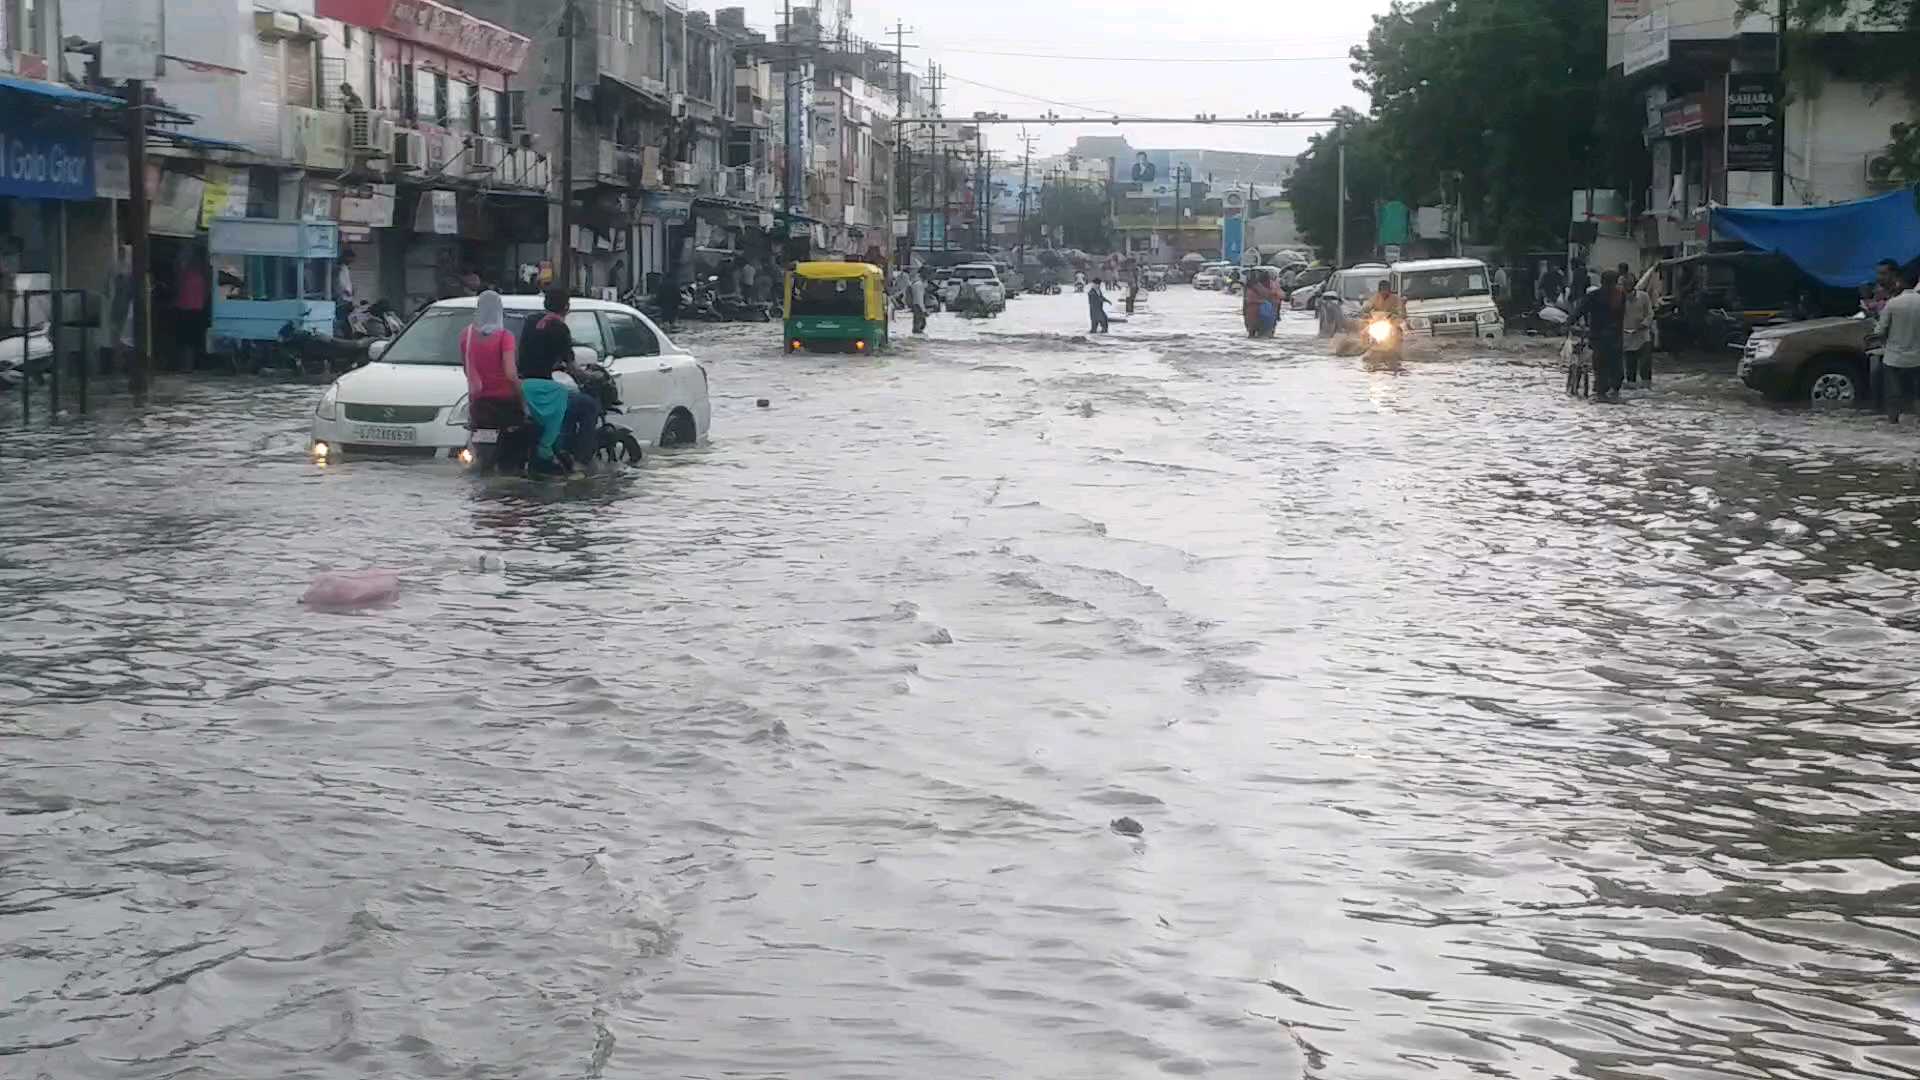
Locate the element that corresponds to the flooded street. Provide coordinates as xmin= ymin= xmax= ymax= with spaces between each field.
xmin=5 ymin=287 xmax=1920 ymax=1079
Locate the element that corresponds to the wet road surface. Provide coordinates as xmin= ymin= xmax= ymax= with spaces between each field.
xmin=4 ymin=288 xmax=1920 ymax=1079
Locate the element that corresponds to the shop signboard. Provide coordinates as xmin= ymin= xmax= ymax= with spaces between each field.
xmin=641 ymin=192 xmax=693 ymax=223
xmin=1622 ymin=8 xmax=1670 ymax=76
xmin=339 ymin=184 xmax=396 ymax=228
xmin=0 ymin=126 xmax=94 ymax=200
xmin=1724 ymin=74 xmax=1779 ymax=173
xmin=316 ymin=0 xmax=531 ymax=73
xmin=1661 ymin=97 xmax=1706 ymax=137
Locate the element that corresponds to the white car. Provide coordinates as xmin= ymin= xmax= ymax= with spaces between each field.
xmin=1392 ymin=257 xmax=1506 ymax=340
xmin=310 ymin=295 xmax=710 ymax=460
xmin=938 ymin=264 xmax=1008 ymax=312
xmin=1191 ymin=263 xmax=1229 ymax=290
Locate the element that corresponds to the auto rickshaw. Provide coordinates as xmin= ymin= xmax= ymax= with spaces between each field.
xmin=783 ymin=261 xmax=890 ymax=354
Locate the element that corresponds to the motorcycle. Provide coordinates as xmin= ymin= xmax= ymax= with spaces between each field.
xmin=1363 ymin=315 xmax=1405 ymax=361
xmin=1027 ymin=278 xmax=1062 ymax=296
xmin=466 ymin=359 xmax=644 ymax=475
xmin=714 ymin=290 xmax=772 ymax=323
xmin=0 ymin=325 xmax=53 ymax=389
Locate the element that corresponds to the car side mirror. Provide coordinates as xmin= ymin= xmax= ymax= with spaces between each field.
xmin=571 ymin=345 xmax=599 ymax=367
xmin=366 ymin=339 xmax=389 ymax=361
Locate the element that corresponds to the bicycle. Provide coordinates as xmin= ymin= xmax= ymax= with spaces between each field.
xmin=1562 ymin=329 xmax=1592 ymax=398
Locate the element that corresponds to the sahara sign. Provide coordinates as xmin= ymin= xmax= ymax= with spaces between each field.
xmin=1724 ymin=74 xmax=1780 ymax=173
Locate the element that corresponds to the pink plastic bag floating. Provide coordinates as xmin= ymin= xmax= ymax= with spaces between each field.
xmin=301 ymin=571 xmax=401 ymax=611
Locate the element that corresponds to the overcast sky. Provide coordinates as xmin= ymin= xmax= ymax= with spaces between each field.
xmin=729 ymin=0 xmax=1394 ymax=160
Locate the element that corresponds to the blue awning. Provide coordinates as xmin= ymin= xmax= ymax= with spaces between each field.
xmin=0 ymin=75 xmax=122 ymax=108
xmin=1712 ymin=186 xmax=1920 ymax=288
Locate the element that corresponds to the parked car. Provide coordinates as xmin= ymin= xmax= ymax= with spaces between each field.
xmin=311 ymin=295 xmax=710 ymax=460
xmin=1285 ymin=264 xmax=1332 ymax=301
xmin=1738 ymin=315 xmax=1877 ymax=405
xmin=1192 ymin=262 xmax=1231 ymax=290
xmin=939 ymin=263 xmax=1008 ymax=312
xmin=1316 ymin=264 xmax=1391 ymax=336
xmin=1393 ymin=257 xmax=1506 ymax=340
xmin=1655 ymin=251 xmax=1859 ymax=353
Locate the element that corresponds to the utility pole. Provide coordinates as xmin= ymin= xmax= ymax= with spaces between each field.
xmin=892 ymin=19 xmax=915 ymax=266
xmin=558 ymin=0 xmax=578 ymax=291
xmin=1171 ymin=164 xmax=1186 ymax=263
xmin=1335 ymin=135 xmax=1348 ymax=269
xmin=1018 ymin=128 xmax=1035 ymax=267
xmin=1772 ymin=0 xmax=1787 ymax=205
xmin=983 ymin=148 xmax=994 ymax=252
xmin=975 ymin=127 xmax=985 ymax=248
xmin=126 ymin=80 xmax=151 ymax=405
xmin=928 ymin=64 xmax=942 ymax=252
xmin=782 ymin=0 xmax=794 ymax=216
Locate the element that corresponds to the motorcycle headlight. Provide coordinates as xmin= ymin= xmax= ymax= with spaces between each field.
xmin=1750 ymin=339 xmax=1780 ymax=361
xmin=1367 ymin=320 xmax=1395 ymax=344
xmin=315 ymin=382 xmax=339 ymax=420
xmin=447 ymin=394 xmax=469 ymax=426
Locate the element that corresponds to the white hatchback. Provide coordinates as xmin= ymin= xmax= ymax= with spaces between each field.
xmin=310 ymin=296 xmax=710 ymax=460
xmin=938 ymin=264 xmax=1008 ymax=311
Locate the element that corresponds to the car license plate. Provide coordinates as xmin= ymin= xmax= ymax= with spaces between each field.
xmin=469 ymin=429 xmax=499 ymax=444
xmin=350 ymin=424 xmax=417 ymax=444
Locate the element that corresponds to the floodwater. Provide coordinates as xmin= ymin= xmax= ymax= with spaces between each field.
xmin=3 ymin=288 xmax=1919 ymax=1079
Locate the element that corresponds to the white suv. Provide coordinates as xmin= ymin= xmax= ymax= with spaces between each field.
xmin=311 ymin=295 xmax=710 ymax=460
xmin=939 ymin=264 xmax=1008 ymax=312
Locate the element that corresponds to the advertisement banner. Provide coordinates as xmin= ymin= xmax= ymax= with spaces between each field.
xmin=339 ymin=183 xmax=396 ymax=227
xmin=0 ymin=127 xmax=95 ymax=200
xmin=1222 ymin=217 xmax=1244 ymax=265
xmin=432 ymin=190 xmax=459 ymax=235
xmin=315 ymin=0 xmax=531 ymax=74
xmin=1661 ymin=97 xmax=1706 ymax=137
xmin=1622 ymin=8 xmax=1670 ymax=76
xmin=199 ymin=166 xmax=250 ymax=227
xmin=102 ymin=0 xmax=164 ymax=80
xmin=1725 ymin=74 xmax=1779 ymax=173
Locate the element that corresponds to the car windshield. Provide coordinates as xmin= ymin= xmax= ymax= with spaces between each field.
xmin=1340 ymin=274 xmax=1384 ymax=301
xmin=792 ymin=276 xmax=867 ymax=316
xmin=376 ymin=307 xmax=471 ymax=366
xmin=1401 ymin=268 xmax=1491 ymax=301
xmin=956 ymin=267 xmax=997 ymax=281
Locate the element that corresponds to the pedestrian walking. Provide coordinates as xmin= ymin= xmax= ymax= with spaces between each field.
xmin=1875 ymin=266 xmax=1920 ymax=423
xmin=1574 ymin=270 xmax=1627 ymax=401
xmin=1622 ymin=268 xmax=1654 ymax=387
xmin=1538 ymin=262 xmax=1566 ymax=310
xmin=1087 ymin=277 xmax=1111 ymax=334
xmin=908 ymin=273 xmax=929 ymax=334
xmin=739 ymin=258 xmax=758 ymax=302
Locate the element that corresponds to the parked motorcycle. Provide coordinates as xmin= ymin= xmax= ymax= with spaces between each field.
xmin=0 ymin=325 xmax=53 ymax=389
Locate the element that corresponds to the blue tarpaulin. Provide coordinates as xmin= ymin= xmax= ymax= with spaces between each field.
xmin=1712 ymin=186 xmax=1920 ymax=288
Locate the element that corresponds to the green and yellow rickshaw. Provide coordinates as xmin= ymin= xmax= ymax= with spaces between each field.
xmin=783 ymin=261 xmax=890 ymax=354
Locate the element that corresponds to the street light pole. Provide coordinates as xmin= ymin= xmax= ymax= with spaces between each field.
xmin=127 ymin=79 xmax=151 ymax=405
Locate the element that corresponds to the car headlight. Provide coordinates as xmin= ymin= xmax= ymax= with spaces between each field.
xmin=1477 ymin=309 xmax=1501 ymax=325
xmin=1750 ymin=339 xmax=1780 ymax=361
xmin=1407 ymin=316 xmax=1430 ymax=331
xmin=315 ymin=382 xmax=339 ymax=420
xmin=447 ymin=394 xmax=469 ymax=426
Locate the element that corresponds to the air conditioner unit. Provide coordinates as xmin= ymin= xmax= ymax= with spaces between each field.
xmin=373 ymin=119 xmax=396 ymax=159
xmin=470 ymin=138 xmax=502 ymax=173
xmin=671 ymin=162 xmax=694 ymax=187
xmin=426 ymin=132 xmax=451 ymax=171
xmin=394 ymin=131 xmax=427 ymax=171
xmin=349 ymin=109 xmax=375 ymax=150
xmin=1866 ymin=149 xmax=1906 ymax=191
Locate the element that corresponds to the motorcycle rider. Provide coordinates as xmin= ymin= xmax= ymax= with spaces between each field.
xmin=1362 ymin=279 xmax=1404 ymax=322
xmin=519 ymin=288 xmax=603 ymax=474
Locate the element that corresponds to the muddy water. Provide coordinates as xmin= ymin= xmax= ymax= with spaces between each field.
xmin=3 ymin=288 xmax=1918 ymax=1078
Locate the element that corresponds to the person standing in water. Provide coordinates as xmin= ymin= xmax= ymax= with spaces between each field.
xmin=1087 ymin=277 xmax=1111 ymax=334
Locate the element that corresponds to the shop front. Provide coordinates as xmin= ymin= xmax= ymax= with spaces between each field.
xmin=0 ymin=114 xmax=97 ymax=334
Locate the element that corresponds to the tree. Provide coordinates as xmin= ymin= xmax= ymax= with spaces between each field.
xmin=1283 ymin=109 xmax=1389 ymax=262
xmin=1035 ymin=181 xmax=1110 ymax=251
xmin=1350 ymin=0 xmax=1637 ymax=253
xmin=1741 ymin=0 xmax=1920 ymax=180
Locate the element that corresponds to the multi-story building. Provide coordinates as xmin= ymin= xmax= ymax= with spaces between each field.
xmin=58 ymin=0 xmax=543 ymax=316
xmin=1608 ymin=0 xmax=1916 ymax=257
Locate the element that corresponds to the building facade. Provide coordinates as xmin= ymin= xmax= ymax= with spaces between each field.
xmin=1607 ymin=0 xmax=1916 ymax=256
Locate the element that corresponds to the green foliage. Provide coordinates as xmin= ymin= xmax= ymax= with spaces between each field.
xmin=1343 ymin=0 xmax=1639 ymax=254
xmin=1283 ymin=109 xmax=1388 ymax=262
xmin=1741 ymin=0 xmax=1920 ymax=180
xmin=1035 ymin=182 xmax=1110 ymax=251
